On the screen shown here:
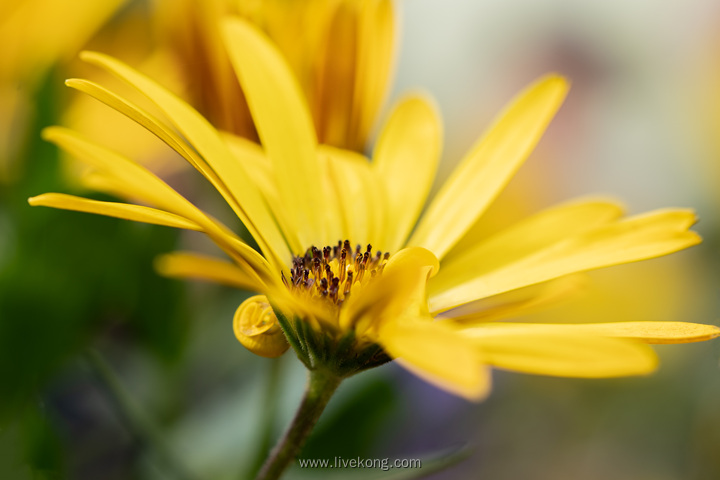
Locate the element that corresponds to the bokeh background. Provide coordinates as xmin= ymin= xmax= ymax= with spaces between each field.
xmin=2 ymin=0 xmax=720 ymax=479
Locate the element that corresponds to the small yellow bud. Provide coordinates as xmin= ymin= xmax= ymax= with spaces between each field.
xmin=233 ymin=295 xmax=289 ymax=358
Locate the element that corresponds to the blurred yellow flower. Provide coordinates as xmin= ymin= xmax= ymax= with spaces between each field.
xmin=0 ymin=0 xmax=126 ymax=182
xmin=29 ymin=18 xmax=719 ymax=401
xmin=68 ymin=0 xmax=395 ymax=155
xmin=162 ymin=0 xmax=395 ymax=150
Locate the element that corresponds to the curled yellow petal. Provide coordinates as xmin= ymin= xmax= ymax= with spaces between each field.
xmin=233 ymin=295 xmax=289 ymax=358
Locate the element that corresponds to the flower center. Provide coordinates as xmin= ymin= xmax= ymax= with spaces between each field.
xmin=238 ymin=239 xmax=396 ymax=375
xmin=284 ymin=240 xmax=390 ymax=307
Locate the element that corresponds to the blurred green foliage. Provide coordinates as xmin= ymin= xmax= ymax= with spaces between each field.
xmin=0 ymin=69 xmax=187 ymax=477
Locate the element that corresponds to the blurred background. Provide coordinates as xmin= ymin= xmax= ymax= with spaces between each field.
xmin=2 ymin=0 xmax=720 ymax=479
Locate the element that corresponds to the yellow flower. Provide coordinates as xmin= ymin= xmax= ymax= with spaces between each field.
xmin=29 ymin=18 xmax=719 ymax=401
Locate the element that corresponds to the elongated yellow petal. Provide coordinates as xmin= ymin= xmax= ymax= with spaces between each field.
xmin=220 ymin=133 xmax=275 ymax=195
xmin=352 ymin=0 xmax=395 ymax=150
xmin=155 ymin=252 xmax=262 ymax=291
xmin=222 ymin=17 xmax=334 ymax=248
xmin=324 ymin=145 xmax=386 ymax=246
xmin=373 ymin=95 xmax=441 ymax=253
xmin=408 ymin=75 xmax=569 ymax=259
xmin=28 ymin=193 xmax=201 ymax=231
xmin=43 ymin=127 xmax=203 ymax=221
xmin=431 ymin=198 xmax=623 ymax=297
xmin=379 ymin=318 xmax=490 ymax=400
xmin=313 ymin=0 xmax=358 ymax=149
xmin=221 ymin=132 xmax=303 ymax=254
xmin=430 ymin=209 xmax=701 ymax=312
xmin=464 ymin=330 xmax=658 ymax=377
xmin=79 ymin=51 xmax=290 ymax=269
xmin=442 ymin=274 xmax=589 ymax=324
xmin=458 ymin=322 xmax=720 ymax=345
xmin=77 ymin=171 xmax=131 ymax=199
xmin=66 ymin=79 xmax=228 ymax=198
xmin=40 ymin=126 xmax=274 ymax=288
xmin=313 ymin=146 xmax=350 ymax=243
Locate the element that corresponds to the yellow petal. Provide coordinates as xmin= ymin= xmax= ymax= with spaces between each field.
xmin=462 ymin=329 xmax=658 ymax=378
xmin=155 ymin=252 xmax=263 ymax=292
xmin=79 ymin=51 xmax=291 ymax=269
xmin=221 ymin=132 xmax=303 ymax=254
xmin=28 ymin=193 xmax=201 ymax=231
xmin=408 ymin=75 xmax=569 ymax=259
xmin=62 ymin=79 xmax=182 ymax=183
xmin=341 ymin=247 xmax=438 ymax=335
xmin=323 ymin=145 xmax=386 ymax=246
xmin=42 ymin=127 xmax=205 ymax=222
xmin=40 ymin=127 xmax=274 ymax=288
xmin=378 ymin=318 xmax=490 ymax=400
xmin=458 ymin=322 xmax=720 ymax=345
xmin=442 ymin=274 xmax=589 ymax=324
xmin=76 ymin=171 xmax=130 ymax=199
xmin=66 ymin=78 xmax=226 ymax=196
xmin=372 ymin=94 xmax=442 ymax=253
xmin=352 ymin=0 xmax=396 ymax=151
xmin=153 ymin=0 xmax=254 ymax=136
xmin=1 ymin=0 xmax=125 ymax=80
xmin=313 ymin=0 xmax=358 ymax=149
xmin=430 ymin=209 xmax=701 ymax=313
xmin=383 ymin=245 xmax=440 ymax=278
xmin=222 ymin=17 xmax=334 ymax=249
xmin=313 ymin=146 xmax=350 ymax=244
xmin=430 ymin=198 xmax=623 ymax=298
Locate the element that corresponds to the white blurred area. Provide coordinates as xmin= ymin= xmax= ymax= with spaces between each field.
xmin=391 ymin=0 xmax=720 ymax=224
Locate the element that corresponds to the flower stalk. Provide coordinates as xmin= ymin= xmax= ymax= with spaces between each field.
xmin=254 ymin=368 xmax=342 ymax=480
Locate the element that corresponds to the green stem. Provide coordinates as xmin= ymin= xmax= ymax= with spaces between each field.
xmin=85 ymin=349 xmax=195 ymax=480
xmin=254 ymin=369 xmax=342 ymax=480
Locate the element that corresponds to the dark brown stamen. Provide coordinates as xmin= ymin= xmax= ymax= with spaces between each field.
xmin=286 ymin=240 xmax=391 ymax=305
